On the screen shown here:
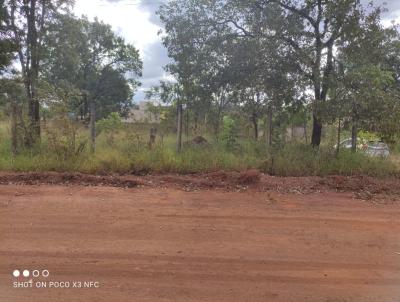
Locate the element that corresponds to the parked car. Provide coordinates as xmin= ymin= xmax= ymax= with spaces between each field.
xmin=364 ymin=141 xmax=390 ymax=158
xmin=334 ymin=138 xmax=366 ymax=150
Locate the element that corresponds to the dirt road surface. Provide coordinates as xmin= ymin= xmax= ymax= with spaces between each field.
xmin=1 ymin=185 xmax=400 ymax=302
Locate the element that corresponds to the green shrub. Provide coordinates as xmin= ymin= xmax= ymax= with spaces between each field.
xmin=221 ymin=116 xmax=239 ymax=150
xmin=96 ymin=112 xmax=123 ymax=145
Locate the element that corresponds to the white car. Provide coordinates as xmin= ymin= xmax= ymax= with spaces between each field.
xmin=364 ymin=141 xmax=390 ymax=158
xmin=334 ymin=138 xmax=365 ymax=150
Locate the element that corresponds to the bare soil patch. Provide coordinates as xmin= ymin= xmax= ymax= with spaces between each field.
xmin=0 ymin=171 xmax=398 ymax=199
xmin=1 ymin=185 xmax=400 ymax=301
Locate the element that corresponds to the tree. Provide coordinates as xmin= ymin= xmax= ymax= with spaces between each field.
xmin=0 ymin=78 xmax=25 ymax=154
xmin=158 ymin=0 xmax=239 ymax=140
xmin=94 ymin=67 xmax=134 ymax=120
xmin=42 ymin=15 xmax=142 ymax=152
xmin=158 ymin=0 xmax=385 ymax=147
xmin=0 ymin=0 xmax=16 ymax=73
xmin=6 ymin=0 xmax=74 ymax=146
xmin=147 ymin=81 xmax=186 ymax=152
xmin=96 ymin=112 xmax=123 ymax=145
xmin=334 ymin=15 xmax=400 ymax=150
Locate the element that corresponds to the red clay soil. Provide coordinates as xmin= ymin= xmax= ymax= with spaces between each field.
xmin=0 ymin=171 xmax=399 ymax=197
xmin=1 ymin=184 xmax=400 ymax=302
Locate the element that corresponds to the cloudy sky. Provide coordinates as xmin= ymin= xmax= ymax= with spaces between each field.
xmin=74 ymin=0 xmax=400 ymax=102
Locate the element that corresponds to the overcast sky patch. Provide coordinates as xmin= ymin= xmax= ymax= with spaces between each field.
xmin=74 ymin=0 xmax=400 ymax=102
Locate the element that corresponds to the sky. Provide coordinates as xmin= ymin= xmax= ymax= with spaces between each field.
xmin=74 ymin=0 xmax=170 ymax=102
xmin=74 ymin=0 xmax=400 ymax=102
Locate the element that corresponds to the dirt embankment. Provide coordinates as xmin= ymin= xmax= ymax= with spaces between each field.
xmin=0 ymin=171 xmax=399 ymax=198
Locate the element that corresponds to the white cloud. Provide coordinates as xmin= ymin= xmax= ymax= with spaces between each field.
xmin=73 ymin=0 xmax=171 ymax=101
xmin=74 ymin=0 xmax=161 ymax=57
xmin=382 ymin=12 xmax=400 ymax=27
xmin=73 ymin=0 xmax=400 ymax=102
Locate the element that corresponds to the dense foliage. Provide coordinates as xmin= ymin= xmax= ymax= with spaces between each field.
xmin=0 ymin=0 xmax=399 ymax=176
xmin=157 ymin=0 xmax=400 ymax=150
xmin=1 ymin=1 xmax=142 ymax=152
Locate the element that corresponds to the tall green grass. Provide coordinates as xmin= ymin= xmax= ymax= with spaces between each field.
xmin=261 ymin=144 xmax=398 ymax=177
xmin=0 ymin=123 xmax=398 ymax=177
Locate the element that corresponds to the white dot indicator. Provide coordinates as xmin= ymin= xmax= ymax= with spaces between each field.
xmin=13 ymin=270 xmax=20 ymax=277
xmin=23 ymin=270 xmax=30 ymax=277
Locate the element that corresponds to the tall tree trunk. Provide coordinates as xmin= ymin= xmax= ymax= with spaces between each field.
xmin=336 ymin=118 xmax=341 ymax=157
xmin=194 ymin=113 xmax=198 ymax=136
xmin=28 ymin=0 xmax=40 ymax=144
xmin=351 ymin=115 xmax=357 ymax=153
xmin=310 ymin=36 xmax=328 ymax=148
xmin=214 ymin=118 xmax=220 ymax=141
xmin=148 ymin=127 xmax=156 ymax=150
xmin=32 ymin=98 xmax=40 ymax=138
xmin=267 ymin=107 xmax=273 ymax=147
xmin=351 ymin=101 xmax=358 ymax=153
xmin=90 ymin=99 xmax=96 ymax=153
xmin=11 ymin=101 xmax=18 ymax=156
xmin=254 ymin=121 xmax=258 ymax=141
xmin=291 ymin=122 xmax=294 ymax=141
xmin=204 ymin=114 xmax=207 ymax=135
xmin=214 ymin=105 xmax=222 ymax=141
xmin=303 ymin=114 xmax=308 ymax=144
xmin=176 ymin=101 xmax=183 ymax=153
xmin=185 ymin=107 xmax=189 ymax=139
xmin=252 ymin=114 xmax=258 ymax=141
xmin=311 ymin=113 xmax=322 ymax=147
xmin=214 ymin=92 xmax=225 ymax=141
xmin=351 ymin=123 xmax=357 ymax=153
xmin=12 ymin=0 xmax=41 ymax=147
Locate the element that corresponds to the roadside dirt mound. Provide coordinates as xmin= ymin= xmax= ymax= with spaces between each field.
xmin=154 ymin=172 xmax=400 ymax=200
xmin=0 ymin=171 xmax=398 ymax=198
xmin=157 ymin=170 xmax=261 ymax=189
xmin=236 ymin=169 xmax=262 ymax=185
xmin=319 ymin=175 xmax=395 ymax=194
xmin=0 ymin=172 xmax=141 ymax=188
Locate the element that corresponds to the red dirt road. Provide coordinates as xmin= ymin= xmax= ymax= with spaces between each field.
xmin=1 ymin=185 xmax=400 ymax=302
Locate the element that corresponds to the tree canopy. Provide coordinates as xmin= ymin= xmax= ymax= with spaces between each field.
xmin=157 ymin=0 xmax=400 ymax=147
xmin=1 ymin=1 xmax=142 ymax=152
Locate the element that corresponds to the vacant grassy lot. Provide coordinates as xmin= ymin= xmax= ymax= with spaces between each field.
xmin=1 ymin=122 xmax=399 ymax=177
